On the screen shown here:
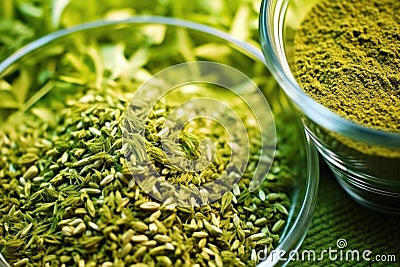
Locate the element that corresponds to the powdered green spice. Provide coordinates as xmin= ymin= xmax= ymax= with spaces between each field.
xmin=294 ymin=0 xmax=400 ymax=132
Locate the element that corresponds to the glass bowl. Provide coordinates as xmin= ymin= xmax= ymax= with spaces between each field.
xmin=259 ymin=0 xmax=400 ymax=214
xmin=0 ymin=16 xmax=318 ymax=266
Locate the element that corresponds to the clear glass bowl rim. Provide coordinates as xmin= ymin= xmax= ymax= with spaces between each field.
xmin=259 ymin=0 xmax=400 ymax=148
xmin=0 ymin=15 xmax=319 ymax=267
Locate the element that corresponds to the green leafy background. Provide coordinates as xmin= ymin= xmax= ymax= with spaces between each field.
xmin=0 ymin=0 xmax=261 ymax=118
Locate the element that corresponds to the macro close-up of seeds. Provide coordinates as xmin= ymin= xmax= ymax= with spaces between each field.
xmin=0 ymin=1 xmax=313 ymax=266
xmin=0 ymin=84 xmax=293 ymax=266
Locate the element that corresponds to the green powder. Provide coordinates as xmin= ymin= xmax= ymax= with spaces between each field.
xmin=294 ymin=0 xmax=400 ymax=132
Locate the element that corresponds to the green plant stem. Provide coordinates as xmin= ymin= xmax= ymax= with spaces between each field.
xmin=1 ymin=0 xmax=14 ymax=20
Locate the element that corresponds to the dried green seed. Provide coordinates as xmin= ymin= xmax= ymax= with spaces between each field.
xmin=142 ymin=240 xmax=157 ymax=247
xmin=61 ymin=152 xmax=69 ymax=164
xmin=73 ymin=223 xmax=86 ymax=235
xmin=164 ymin=242 xmax=175 ymax=250
xmin=74 ymin=208 xmax=87 ymax=215
xmin=101 ymin=262 xmax=113 ymax=267
xmin=131 ymin=235 xmax=149 ymax=243
xmin=139 ymin=202 xmax=161 ymax=211
xmin=60 ymin=255 xmax=72 ymax=263
xmin=121 ymin=229 xmax=135 ymax=244
xmin=49 ymin=173 xmax=63 ymax=186
xmin=86 ymin=199 xmax=96 ymax=217
xmin=215 ymin=254 xmax=223 ymax=267
xmin=19 ymin=153 xmax=39 ymax=165
xmin=267 ymin=193 xmax=282 ymax=201
xmin=274 ymin=203 xmax=289 ymax=216
xmin=254 ymin=218 xmax=268 ymax=226
xmin=211 ymin=225 xmax=223 ymax=235
xmin=272 ymin=219 xmax=285 ymax=233
xmin=193 ymin=231 xmax=209 ymax=238
xmin=154 ymin=234 xmax=171 ymax=243
xmin=156 ymin=256 xmax=172 ymax=267
xmin=248 ymin=233 xmax=266 ymax=241
xmin=149 ymin=246 xmax=166 ymax=256
xmin=100 ymin=174 xmax=114 ymax=186
xmin=80 ymin=188 xmax=101 ymax=195
xmin=201 ymin=251 xmax=210 ymax=261
xmin=198 ymin=238 xmax=207 ymax=249
xmin=43 ymin=254 xmax=57 ymax=262
xmin=130 ymin=264 xmax=148 ymax=267
xmin=23 ymin=165 xmax=39 ymax=180
xmin=133 ymin=246 xmax=147 ymax=260
xmin=19 ymin=223 xmax=33 ymax=238
xmin=62 ymin=226 xmax=74 ymax=236
xmin=202 ymin=247 xmax=215 ymax=256
xmin=149 ymin=210 xmax=161 ymax=222
xmin=108 ymin=232 xmax=118 ymax=242
xmin=69 ymin=218 xmax=84 ymax=227
xmin=89 ymin=127 xmax=102 ymax=136
xmin=154 ymin=220 xmax=168 ymax=234
xmin=149 ymin=223 xmax=157 ymax=234
xmin=120 ymin=243 xmax=132 ymax=258
xmin=82 ymin=236 xmax=103 ymax=249
xmin=231 ymin=239 xmax=240 ymax=250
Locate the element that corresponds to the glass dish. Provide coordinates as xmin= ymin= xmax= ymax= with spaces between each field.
xmin=259 ymin=0 xmax=400 ymax=214
xmin=0 ymin=16 xmax=319 ymax=266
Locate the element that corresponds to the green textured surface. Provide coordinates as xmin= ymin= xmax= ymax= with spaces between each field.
xmin=289 ymin=159 xmax=400 ymax=266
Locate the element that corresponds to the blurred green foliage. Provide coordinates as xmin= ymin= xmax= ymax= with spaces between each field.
xmin=0 ymin=0 xmax=262 ymax=120
xmin=0 ymin=0 xmax=262 ymax=61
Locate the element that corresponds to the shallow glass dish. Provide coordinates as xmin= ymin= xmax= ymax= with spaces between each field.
xmin=259 ymin=0 xmax=400 ymax=214
xmin=0 ymin=16 xmax=318 ymax=266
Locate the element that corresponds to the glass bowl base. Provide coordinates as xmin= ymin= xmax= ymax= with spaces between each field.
xmin=307 ymin=131 xmax=400 ymax=215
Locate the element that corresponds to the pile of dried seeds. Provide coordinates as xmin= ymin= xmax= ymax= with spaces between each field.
xmin=0 ymin=85 xmax=293 ymax=267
